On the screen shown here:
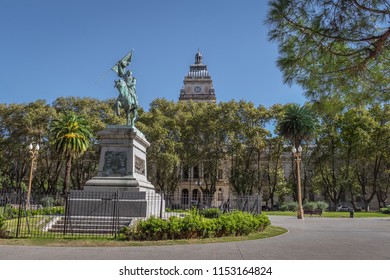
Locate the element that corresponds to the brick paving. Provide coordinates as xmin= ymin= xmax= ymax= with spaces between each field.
xmin=0 ymin=216 xmax=389 ymax=260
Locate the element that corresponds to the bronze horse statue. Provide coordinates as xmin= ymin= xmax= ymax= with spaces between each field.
xmin=114 ymin=78 xmax=138 ymax=127
xmin=111 ymin=51 xmax=138 ymax=127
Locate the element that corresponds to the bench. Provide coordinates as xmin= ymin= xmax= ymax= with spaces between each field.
xmin=304 ymin=209 xmax=322 ymax=217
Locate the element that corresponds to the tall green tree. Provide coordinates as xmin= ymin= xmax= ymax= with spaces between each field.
xmin=52 ymin=97 xmax=122 ymax=133
xmin=312 ymin=105 xmax=390 ymax=210
xmin=277 ymin=104 xmax=317 ymax=148
xmin=339 ymin=107 xmax=376 ymax=211
xmin=262 ymin=135 xmax=288 ymax=207
xmin=177 ymin=101 xmax=206 ymax=189
xmin=196 ymin=103 xmax=228 ymax=202
xmin=345 ymin=105 xmax=390 ymax=211
xmin=138 ymin=98 xmax=183 ymax=195
xmin=312 ymin=112 xmax=348 ymax=210
xmin=266 ymin=0 xmax=390 ymax=102
xmin=370 ymin=104 xmax=390 ymax=208
xmin=278 ymin=103 xmax=317 ymax=218
xmin=0 ymin=100 xmax=56 ymax=192
xmin=228 ymin=101 xmax=269 ymax=195
xmin=50 ymin=113 xmax=93 ymax=194
xmin=52 ymin=97 xmax=123 ymax=190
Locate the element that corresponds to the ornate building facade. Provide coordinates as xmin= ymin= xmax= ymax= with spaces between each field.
xmin=179 ymin=50 xmax=216 ymax=103
xmin=175 ymin=51 xmax=228 ymax=207
xmin=172 ymin=50 xmax=299 ymax=209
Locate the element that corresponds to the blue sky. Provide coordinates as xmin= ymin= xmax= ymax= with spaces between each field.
xmin=0 ymin=0 xmax=306 ymax=110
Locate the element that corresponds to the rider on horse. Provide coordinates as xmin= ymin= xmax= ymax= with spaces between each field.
xmin=112 ymin=51 xmax=138 ymax=127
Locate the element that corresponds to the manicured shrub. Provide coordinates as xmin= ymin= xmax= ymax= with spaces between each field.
xmin=2 ymin=204 xmax=64 ymax=219
xmin=255 ymin=213 xmax=271 ymax=229
xmin=282 ymin=201 xmax=329 ymax=212
xmin=200 ymin=208 xmax=221 ymax=218
xmin=179 ymin=212 xmax=205 ymax=238
xmin=40 ymin=197 xmax=55 ymax=208
xmin=214 ymin=212 xmax=237 ymax=236
xmin=303 ymin=201 xmax=329 ymax=211
xmin=380 ymin=207 xmax=390 ymax=214
xmin=233 ymin=211 xmax=257 ymax=235
xmin=280 ymin=202 xmax=298 ymax=211
xmin=165 ymin=208 xmax=187 ymax=213
xmin=136 ymin=216 xmax=170 ymax=240
xmin=303 ymin=201 xmax=317 ymax=211
xmin=315 ymin=201 xmax=329 ymax=211
xmin=2 ymin=205 xmax=19 ymax=219
xmin=0 ymin=215 xmax=9 ymax=238
xmin=167 ymin=216 xmax=182 ymax=239
xmin=121 ymin=211 xmax=271 ymax=241
xmin=54 ymin=197 xmax=65 ymax=206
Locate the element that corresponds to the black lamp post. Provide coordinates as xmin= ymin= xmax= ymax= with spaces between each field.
xmin=26 ymin=143 xmax=39 ymax=209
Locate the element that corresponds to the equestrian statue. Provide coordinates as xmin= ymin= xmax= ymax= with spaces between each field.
xmin=111 ymin=50 xmax=139 ymax=127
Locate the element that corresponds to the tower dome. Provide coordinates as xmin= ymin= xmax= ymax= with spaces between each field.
xmin=195 ymin=49 xmax=203 ymax=64
xmin=179 ymin=50 xmax=216 ymax=103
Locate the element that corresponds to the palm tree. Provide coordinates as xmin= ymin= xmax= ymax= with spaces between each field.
xmin=278 ymin=104 xmax=317 ymax=219
xmin=50 ymin=113 xmax=93 ymax=194
xmin=277 ymin=104 xmax=317 ymax=148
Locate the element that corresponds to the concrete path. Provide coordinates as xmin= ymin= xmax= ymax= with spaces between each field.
xmin=1 ymin=216 xmax=389 ymax=260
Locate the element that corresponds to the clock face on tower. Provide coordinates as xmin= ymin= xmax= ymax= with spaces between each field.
xmin=194 ymin=86 xmax=201 ymax=93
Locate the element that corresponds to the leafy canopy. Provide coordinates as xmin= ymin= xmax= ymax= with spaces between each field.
xmin=266 ymin=0 xmax=390 ymax=103
xmin=277 ymin=104 xmax=317 ymax=147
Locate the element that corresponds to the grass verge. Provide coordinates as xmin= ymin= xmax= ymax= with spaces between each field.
xmin=0 ymin=225 xmax=286 ymax=247
xmin=265 ymin=211 xmax=390 ymax=218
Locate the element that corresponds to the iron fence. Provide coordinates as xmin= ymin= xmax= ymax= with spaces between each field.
xmin=0 ymin=190 xmax=261 ymax=239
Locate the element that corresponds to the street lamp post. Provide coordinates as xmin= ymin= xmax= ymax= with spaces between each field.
xmin=196 ymin=179 xmax=202 ymax=204
xmin=292 ymin=145 xmax=304 ymax=219
xmin=26 ymin=143 xmax=39 ymax=209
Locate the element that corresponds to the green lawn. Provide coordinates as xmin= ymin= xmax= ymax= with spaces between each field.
xmin=265 ymin=211 xmax=390 ymax=218
xmin=0 ymin=225 xmax=287 ymax=247
xmin=5 ymin=215 xmax=55 ymax=229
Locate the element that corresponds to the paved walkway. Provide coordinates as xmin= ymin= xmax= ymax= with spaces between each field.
xmin=1 ymin=216 xmax=389 ymax=260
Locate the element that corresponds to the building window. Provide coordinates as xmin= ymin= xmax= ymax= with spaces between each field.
xmin=218 ymin=169 xmax=223 ymax=180
xmin=203 ymin=189 xmax=211 ymax=203
xmin=192 ymin=189 xmax=199 ymax=202
xmin=181 ymin=189 xmax=189 ymax=205
xmin=182 ymin=166 xmax=189 ymax=180
xmin=218 ymin=192 xmax=223 ymax=201
xmin=193 ymin=165 xmax=199 ymax=179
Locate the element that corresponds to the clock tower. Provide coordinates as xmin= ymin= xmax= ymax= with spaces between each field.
xmin=179 ymin=50 xmax=216 ymax=103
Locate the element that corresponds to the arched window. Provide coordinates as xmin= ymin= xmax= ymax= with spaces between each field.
xmin=192 ymin=189 xmax=199 ymax=202
xmin=181 ymin=189 xmax=189 ymax=205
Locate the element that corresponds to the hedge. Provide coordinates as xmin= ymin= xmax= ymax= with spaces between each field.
xmin=121 ymin=210 xmax=270 ymax=241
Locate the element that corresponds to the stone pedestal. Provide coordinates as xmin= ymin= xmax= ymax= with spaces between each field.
xmin=68 ymin=125 xmax=163 ymax=218
xmin=84 ymin=125 xmax=154 ymax=192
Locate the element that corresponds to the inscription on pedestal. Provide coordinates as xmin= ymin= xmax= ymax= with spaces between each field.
xmin=134 ymin=155 xmax=145 ymax=175
xmin=103 ymin=151 xmax=127 ymax=176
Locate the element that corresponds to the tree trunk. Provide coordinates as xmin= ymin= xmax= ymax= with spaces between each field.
xmin=364 ymin=202 xmax=370 ymax=212
xmin=63 ymin=156 xmax=72 ymax=195
xmin=270 ymin=196 xmax=274 ymax=208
